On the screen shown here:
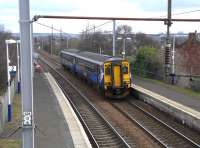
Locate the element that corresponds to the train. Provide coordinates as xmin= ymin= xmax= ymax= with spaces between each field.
xmin=60 ymin=49 xmax=132 ymax=98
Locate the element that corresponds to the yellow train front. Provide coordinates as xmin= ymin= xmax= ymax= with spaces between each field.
xmin=103 ymin=58 xmax=131 ymax=98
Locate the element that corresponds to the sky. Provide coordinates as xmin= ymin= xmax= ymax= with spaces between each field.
xmin=1 ymin=0 xmax=200 ymax=34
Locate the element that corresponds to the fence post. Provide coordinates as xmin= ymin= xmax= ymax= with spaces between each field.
xmin=0 ymin=99 xmax=2 ymax=133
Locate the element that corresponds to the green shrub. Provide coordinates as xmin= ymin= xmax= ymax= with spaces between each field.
xmin=133 ymin=46 xmax=163 ymax=79
xmin=190 ymin=78 xmax=200 ymax=92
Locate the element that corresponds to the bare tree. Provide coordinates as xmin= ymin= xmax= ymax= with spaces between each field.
xmin=116 ymin=25 xmax=134 ymax=56
xmin=0 ymin=26 xmax=12 ymax=93
xmin=116 ymin=25 xmax=132 ymax=35
xmin=135 ymin=33 xmax=159 ymax=49
xmin=78 ymin=25 xmax=112 ymax=54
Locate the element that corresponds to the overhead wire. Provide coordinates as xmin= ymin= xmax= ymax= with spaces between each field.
xmin=34 ymin=21 xmax=69 ymax=36
xmin=159 ymin=9 xmax=200 ymax=17
xmin=172 ymin=9 xmax=200 ymax=16
xmin=83 ymin=20 xmax=112 ymax=33
xmin=34 ymin=20 xmax=112 ymax=35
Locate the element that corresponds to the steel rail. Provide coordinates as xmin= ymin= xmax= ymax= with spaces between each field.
xmin=111 ymin=103 xmax=167 ymax=148
xmin=38 ymin=51 xmax=60 ymax=67
xmin=52 ymin=72 xmax=99 ymax=148
xmin=128 ymin=100 xmax=200 ymax=148
xmin=112 ymin=100 xmax=200 ymax=148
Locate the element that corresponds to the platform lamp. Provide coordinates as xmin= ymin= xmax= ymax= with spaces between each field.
xmin=6 ymin=39 xmax=16 ymax=122
xmin=16 ymin=40 xmax=21 ymax=93
xmin=117 ymin=37 xmax=131 ymax=59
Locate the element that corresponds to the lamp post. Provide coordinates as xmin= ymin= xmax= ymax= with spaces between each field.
xmin=51 ymin=24 xmax=53 ymax=55
xmin=16 ymin=40 xmax=20 ymax=92
xmin=5 ymin=39 xmax=17 ymax=122
xmin=99 ymin=47 xmax=102 ymax=54
xmin=117 ymin=37 xmax=131 ymax=59
xmin=66 ymin=37 xmax=69 ymax=49
xmin=112 ymin=20 xmax=116 ymax=56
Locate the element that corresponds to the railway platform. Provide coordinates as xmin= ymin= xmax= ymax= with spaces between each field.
xmin=133 ymin=77 xmax=200 ymax=112
xmin=132 ymin=77 xmax=200 ymax=131
xmin=34 ymin=72 xmax=92 ymax=148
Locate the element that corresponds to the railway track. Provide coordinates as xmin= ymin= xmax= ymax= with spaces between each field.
xmin=111 ymin=99 xmax=200 ymax=148
xmin=38 ymin=50 xmax=61 ymax=68
xmin=39 ymin=58 xmax=131 ymax=148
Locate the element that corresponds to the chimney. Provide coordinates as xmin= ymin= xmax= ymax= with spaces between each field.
xmin=188 ymin=31 xmax=198 ymax=44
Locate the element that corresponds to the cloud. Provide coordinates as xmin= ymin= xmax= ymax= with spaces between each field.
xmin=131 ymin=0 xmax=166 ymax=12
xmin=30 ymin=0 xmax=77 ymax=13
xmin=30 ymin=0 xmax=142 ymax=17
xmin=173 ymin=0 xmax=200 ymax=9
xmin=130 ymin=0 xmax=200 ymax=12
xmin=1 ymin=0 xmax=200 ymax=33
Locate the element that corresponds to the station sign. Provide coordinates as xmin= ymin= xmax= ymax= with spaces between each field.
xmin=9 ymin=65 xmax=16 ymax=72
xmin=9 ymin=65 xmax=16 ymax=76
xmin=22 ymin=112 xmax=32 ymax=128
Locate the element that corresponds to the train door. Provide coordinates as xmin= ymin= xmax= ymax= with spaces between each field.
xmin=104 ymin=62 xmax=111 ymax=89
xmin=122 ymin=61 xmax=130 ymax=86
xmin=113 ymin=65 xmax=121 ymax=87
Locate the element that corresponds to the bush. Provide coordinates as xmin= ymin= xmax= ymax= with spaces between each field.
xmin=0 ymin=28 xmax=12 ymax=93
xmin=190 ymin=78 xmax=200 ymax=92
xmin=133 ymin=46 xmax=163 ymax=79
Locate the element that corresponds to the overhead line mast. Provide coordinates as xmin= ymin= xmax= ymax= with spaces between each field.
xmin=19 ymin=0 xmax=34 ymax=147
xmin=165 ymin=0 xmax=172 ymax=75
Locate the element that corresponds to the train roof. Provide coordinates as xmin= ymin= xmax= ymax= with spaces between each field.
xmin=61 ymin=49 xmax=125 ymax=65
xmin=106 ymin=57 xmax=124 ymax=61
xmin=62 ymin=48 xmax=80 ymax=53
xmin=76 ymin=51 xmax=112 ymax=62
xmin=60 ymin=49 xmax=80 ymax=57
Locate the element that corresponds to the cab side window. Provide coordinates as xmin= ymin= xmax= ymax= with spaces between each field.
xmin=122 ymin=66 xmax=128 ymax=74
xmin=105 ymin=66 xmax=111 ymax=75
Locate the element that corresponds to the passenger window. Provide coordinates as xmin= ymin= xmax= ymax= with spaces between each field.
xmin=122 ymin=66 xmax=128 ymax=74
xmin=105 ymin=67 xmax=111 ymax=75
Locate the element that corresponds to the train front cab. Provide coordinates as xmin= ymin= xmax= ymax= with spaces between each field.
xmin=103 ymin=60 xmax=131 ymax=98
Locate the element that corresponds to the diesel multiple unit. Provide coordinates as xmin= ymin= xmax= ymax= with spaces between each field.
xmin=60 ymin=49 xmax=131 ymax=98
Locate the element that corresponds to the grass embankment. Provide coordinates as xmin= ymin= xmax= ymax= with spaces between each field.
xmin=136 ymin=76 xmax=200 ymax=98
xmin=0 ymin=94 xmax=21 ymax=148
xmin=0 ymin=88 xmax=5 ymax=96
xmin=0 ymin=139 xmax=20 ymax=148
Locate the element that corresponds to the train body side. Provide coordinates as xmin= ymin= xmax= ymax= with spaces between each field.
xmin=75 ymin=57 xmax=100 ymax=85
xmin=60 ymin=51 xmax=77 ymax=72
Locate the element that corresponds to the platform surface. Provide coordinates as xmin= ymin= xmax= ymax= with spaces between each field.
xmin=34 ymin=73 xmax=75 ymax=148
xmin=133 ymin=77 xmax=200 ymax=112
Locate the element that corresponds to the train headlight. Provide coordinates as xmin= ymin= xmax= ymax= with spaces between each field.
xmin=104 ymin=85 xmax=107 ymax=90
